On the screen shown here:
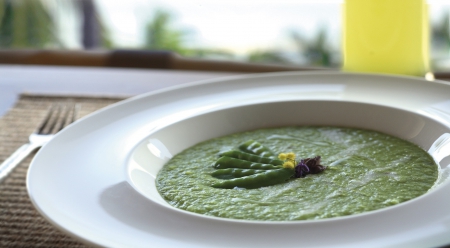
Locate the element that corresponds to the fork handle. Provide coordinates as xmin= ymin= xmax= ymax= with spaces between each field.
xmin=0 ymin=143 xmax=39 ymax=183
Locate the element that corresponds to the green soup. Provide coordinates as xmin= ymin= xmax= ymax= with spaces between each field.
xmin=156 ymin=126 xmax=438 ymax=221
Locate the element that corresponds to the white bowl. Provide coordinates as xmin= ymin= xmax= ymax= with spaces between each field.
xmin=126 ymin=99 xmax=450 ymax=217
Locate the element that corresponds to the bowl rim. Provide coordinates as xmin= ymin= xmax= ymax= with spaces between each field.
xmin=125 ymin=99 xmax=450 ymax=224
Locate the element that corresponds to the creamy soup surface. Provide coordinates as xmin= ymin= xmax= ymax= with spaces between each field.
xmin=156 ymin=126 xmax=438 ymax=221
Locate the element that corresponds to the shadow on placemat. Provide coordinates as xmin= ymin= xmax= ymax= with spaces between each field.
xmin=0 ymin=94 xmax=123 ymax=247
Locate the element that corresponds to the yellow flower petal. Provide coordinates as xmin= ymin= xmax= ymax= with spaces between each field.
xmin=278 ymin=153 xmax=287 ymax=160
xmin=283 ymin=161 xmax=295 ymax=169
xmin=286 ymin=152 xmax=296 ymax=160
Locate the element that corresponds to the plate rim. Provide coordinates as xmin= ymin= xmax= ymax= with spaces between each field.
xmin=26 ymin=71 xmax=450 ymax=248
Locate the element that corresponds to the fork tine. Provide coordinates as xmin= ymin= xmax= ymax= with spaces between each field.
xmin=58 ymin=103 xmax=78 ymax=132
xmin=37 ymin=103 xmax=78 ymax=135
xmin=50 ymin=104 xmax=67 ymax=134
xmin=36 ymin=104 xmax=59 ymax=135
xmin=51 ymin=103 xmax=78 ymax=134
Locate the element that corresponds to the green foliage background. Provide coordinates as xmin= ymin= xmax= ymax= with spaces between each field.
xmin=0 ymin=1 xmax=448 ymax=69
xmin=0 ymin=0 xmax=58 ymax=48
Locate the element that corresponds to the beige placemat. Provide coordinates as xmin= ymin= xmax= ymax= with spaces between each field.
xmin=0 ymin=94 xmax=123 ymax=247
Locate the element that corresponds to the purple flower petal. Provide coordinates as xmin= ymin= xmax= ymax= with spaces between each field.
xmin=294 ymin=156 xmax=326 ymax=178
xmin=294 ymin=160 xmax=310 ymax=178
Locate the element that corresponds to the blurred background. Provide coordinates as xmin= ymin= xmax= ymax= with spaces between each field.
xmin=0 ymin=0 xmax=449 ymax=71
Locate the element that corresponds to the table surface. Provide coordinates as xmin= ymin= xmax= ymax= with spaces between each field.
xmin=3 ymin=65 xmax=450 ymax=247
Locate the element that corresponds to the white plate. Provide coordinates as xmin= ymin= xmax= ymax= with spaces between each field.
xmin=27 ymin=72 xmax=450 ymax=248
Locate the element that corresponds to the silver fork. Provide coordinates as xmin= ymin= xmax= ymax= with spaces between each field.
xmin=0 ymin=103 xmax=78 ymax=182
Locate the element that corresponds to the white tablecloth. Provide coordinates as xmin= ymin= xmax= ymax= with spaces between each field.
xmin=0 ymin=65 xmax=240 ymax=116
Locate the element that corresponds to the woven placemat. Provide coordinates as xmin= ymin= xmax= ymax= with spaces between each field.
xmin=0 ymin=94 xmax=123 ymax=247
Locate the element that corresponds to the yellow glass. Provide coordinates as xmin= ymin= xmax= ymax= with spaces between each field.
xmin=342 ymin=0 xmax=430 ymax=77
